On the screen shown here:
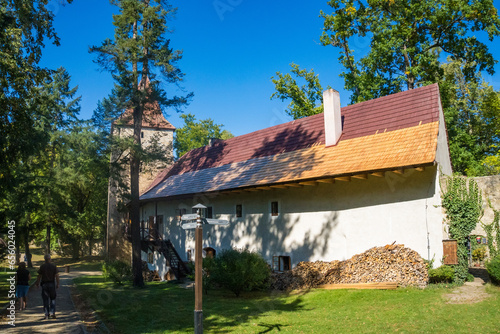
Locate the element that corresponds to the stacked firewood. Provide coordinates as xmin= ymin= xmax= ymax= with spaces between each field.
xmin=271 ymin=244 xmax=428 ymax=290
xmin=142 ymin=261 xmax=161 ymax=281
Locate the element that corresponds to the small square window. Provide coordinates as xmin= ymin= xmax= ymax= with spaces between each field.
xmin=192 ymin=207 xmax=213 ymax=218
xmin=271 ymin=201 xmax=279 ymax=216
xmin=205 ymin=207 xmax=213 ymax=219
xmin=272 ymin=256 xmax=291 ymax=272
xmin=236 ymin=204 xmax=242 ymax=218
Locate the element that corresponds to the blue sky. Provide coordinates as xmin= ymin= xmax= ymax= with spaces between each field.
xmin=40 ymin=0 xmax=500 ymax=137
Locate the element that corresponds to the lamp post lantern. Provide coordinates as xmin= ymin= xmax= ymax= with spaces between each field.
xmin=181 ymin=204 xmax=229 ymax=334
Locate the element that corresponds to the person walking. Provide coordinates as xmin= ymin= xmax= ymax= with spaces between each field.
xmin=15 ymin=262 xmax=31 ymax=311
xmin=35 ymin=254 xmax=60 ymax=320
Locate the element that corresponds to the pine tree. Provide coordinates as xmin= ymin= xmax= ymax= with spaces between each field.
xmin=91 ymin=0 xmax=192 ymax=287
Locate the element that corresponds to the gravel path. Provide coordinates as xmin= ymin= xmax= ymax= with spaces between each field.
xmin=444 ymin=268 xmax=491 ymax=304
xmin=0 ymin=270 xmax=100 ymax=333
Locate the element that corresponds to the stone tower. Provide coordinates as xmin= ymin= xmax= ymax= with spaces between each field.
xmin=106 ymin=86 xmax=175 ymax=262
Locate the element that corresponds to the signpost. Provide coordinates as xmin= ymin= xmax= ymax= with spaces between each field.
xmin=181 ymin=204 xmax=229 ymax=334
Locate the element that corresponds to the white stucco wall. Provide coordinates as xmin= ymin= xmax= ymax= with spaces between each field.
xmin=140 ymin=165 xmax=446 ymax=277
xmin=435 ymin=95 xmax=453 ymax=176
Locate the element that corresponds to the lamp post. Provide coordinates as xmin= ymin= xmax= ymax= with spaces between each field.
xmin=194 ymin=204 xmax=204 ymax=334
xmin=181 ymin=203 xmax=229 ymax=334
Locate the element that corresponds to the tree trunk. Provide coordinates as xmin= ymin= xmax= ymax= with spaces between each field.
xmin=403 ymin=44 xmax=414 ymax=90
xmin=46 ymin=224 xmax=51 ymax=254
xmin=130 ymin=16 xmax=144 ymax=288
xmin=15 ymin=239 xmax=20 ymax=265
xmin=341 ymin=36 xmax=360 ymax=97
xmin=130 ymin=107 xmax=144 ymax=287
xmin=24 ymin=223 xmax=32 ymax=268
xmin=72 ymin=238 xmax=80 ymax=260
xmin=88 ymin=228 xmax=94 ymax=257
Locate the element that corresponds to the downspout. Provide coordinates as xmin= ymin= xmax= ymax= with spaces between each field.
xmin=425 ymin=198 xmax=430 ymax=262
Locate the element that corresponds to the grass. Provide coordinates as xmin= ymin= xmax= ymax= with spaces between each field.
xmin=74 ymin=276 xmax=500 ymax=334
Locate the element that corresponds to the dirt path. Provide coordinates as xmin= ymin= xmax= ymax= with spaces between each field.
xmin=0 ymin=270 xmax=101 ymax=333
xmin=444 ymin=268 xmax=491 ymax=304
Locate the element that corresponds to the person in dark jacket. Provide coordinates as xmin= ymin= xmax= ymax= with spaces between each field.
xmin=15 ymin=262 xmax=31 ymax=311
xmin=35 ymin=254 xmax=60 ymax=319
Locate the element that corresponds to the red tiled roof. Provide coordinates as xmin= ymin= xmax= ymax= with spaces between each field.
xmin=142 ymin=84 xmax=442 ymax=198
xmin=115 ymin=102 xmax=175 ymax=130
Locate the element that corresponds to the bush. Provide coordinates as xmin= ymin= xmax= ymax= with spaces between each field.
xmin=472 ymin=247 xmax=487 ymax=263
xmin=428 ymin=265 xmax=455 ymax=283
xmin=210 ymin=249 xmax=271 ymax=297
xmin=466 ymin=273 xmax=475 ymax=282
xmin=486 ymin=254 xmax=500 ymax=285
xmin=102 ymin=260 xmax=131 ymax=285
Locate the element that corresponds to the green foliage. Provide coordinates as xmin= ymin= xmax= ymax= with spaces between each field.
xmin=486 ymin=254 xmax=500 ymax=284
xmin=466 ymin=273 xmax=475 ymax=282
xmin=440 ymin=59 xmax=500 ymax=176
xmin=482 ymin=201 xmax=500 ymax=258
xmin=441 ymin=176 xmax=483 ymax=282
xmin=428 ymin=265 xmax=455 ymax=283
xmin=0 ymin=66 xmax=108 ymax=261
xmin=270 ymin=63 xmax=326 ymax=119
xmin=320 ymin=0 xmax=500 ymax=104
xmin=0 ymin=0 xmax=73 ymax=197
xmin=202 ymin=256 xmax=216 ymax=292
xmin=174 ymin=113 xmax=233 ymax=158
xmin=102 ymin=260 xmax=132 ymax=285
xmin=210 ymin=249 xmax=271 ymax=297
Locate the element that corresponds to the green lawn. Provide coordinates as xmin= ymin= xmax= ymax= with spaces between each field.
xmin=74 ymin=276 xmax=500 ymax=334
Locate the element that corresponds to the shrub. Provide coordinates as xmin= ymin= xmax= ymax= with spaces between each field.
xmin=210 ymin=249 xmax=271 ymax=297
xmin=466 ymin=273 xmax=475 ymax=282
xmin=472 ymin=247 xmax=487 ymax=263
xmin=428 ymin=265 xmax=455 ymax=283
xmin=102 ymin=260 xmax=131 ymax=285
xmin=486 ymin=254 xmax=500 ymax=285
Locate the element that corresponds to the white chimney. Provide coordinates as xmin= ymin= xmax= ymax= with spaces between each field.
xmin=323 ymin=89 xmax=342 ymax=146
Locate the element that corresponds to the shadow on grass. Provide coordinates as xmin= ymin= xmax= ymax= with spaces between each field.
xmin=74 ymin=275 xmax=308 ymax=333
xmin=51 ymin=256 xmax=104 ymax=271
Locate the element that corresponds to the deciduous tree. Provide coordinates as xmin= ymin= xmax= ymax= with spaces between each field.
xmin=439 ymin=59 xmax=500 ymax=175
xmin=270 ymin=63 xmax=326 ymax=119
xmin=0 ymin=0 xmax=73 ymax=196
xmin=320 ymin=0 xmax=500 ymax=103
xmin=174 ymin=113 xmax=233 ymax=158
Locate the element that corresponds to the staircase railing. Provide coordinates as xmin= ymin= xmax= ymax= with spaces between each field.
xmin=156 ymin=239 xmax=191 ymax=279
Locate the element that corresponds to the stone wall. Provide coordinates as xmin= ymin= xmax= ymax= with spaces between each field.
xmin=472 ymin=175 xmax=500 ymax=236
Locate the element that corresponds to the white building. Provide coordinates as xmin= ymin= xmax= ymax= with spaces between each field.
xmin=136 ymin=84 xmax=452 ymax=279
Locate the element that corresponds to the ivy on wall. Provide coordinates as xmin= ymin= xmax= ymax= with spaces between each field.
xmin=483 ymin=200 xmax=500 ymax=258
xmin=441 ymin=177 xmax=483 ymax=282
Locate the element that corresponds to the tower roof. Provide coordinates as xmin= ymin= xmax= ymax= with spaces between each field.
xmin=113 ymin=77 xmax=175 ymax=130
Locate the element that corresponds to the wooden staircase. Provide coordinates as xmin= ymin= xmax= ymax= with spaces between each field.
xmin=157 ymin=239 xmax=191 ymax=279
xmin=134 ymin=228 xmax=191 ymax=279
xmin=141 ymin=238 xmax=191 ymax=279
